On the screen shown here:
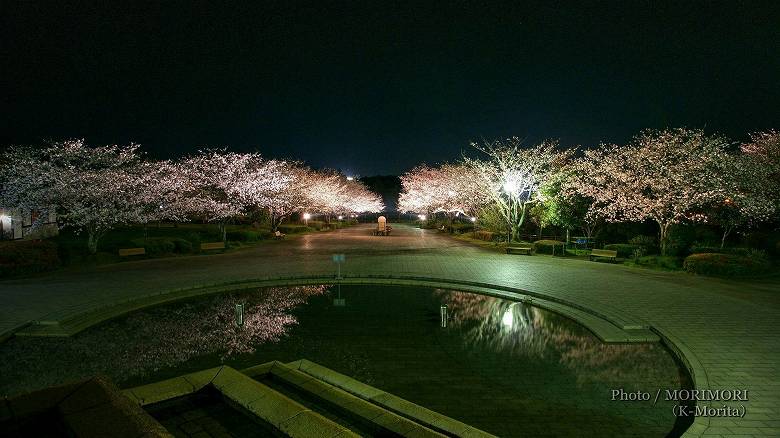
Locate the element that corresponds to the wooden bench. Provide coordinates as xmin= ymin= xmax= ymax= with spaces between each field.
xmin=200 ymin=242 xmax=226 ymax=251
xmin=505 ymin=244 xmax=534 ymax=255
xmin=118 ymin=247 xmax=145 ymax=257
xmin=589 ymin=249 xmax=618 ymax=261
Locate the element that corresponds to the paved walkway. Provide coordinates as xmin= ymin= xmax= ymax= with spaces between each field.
xmin=1 ymin=224 xmax=779 ymax=437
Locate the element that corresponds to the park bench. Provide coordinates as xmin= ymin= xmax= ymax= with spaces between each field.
xmin=589 ymin=249 xmax=618 ymax=262
xmin=505 ymin=244 xmax=534 ymax=255
xmin=200 ymin=241 xmax=226 ymax=251
xmin=118 ymin=247 xmax=145 ymax=257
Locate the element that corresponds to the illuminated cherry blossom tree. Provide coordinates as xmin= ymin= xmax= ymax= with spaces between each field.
xmin=569 ymin=128 xmax=734 ymax=255
xmin=179 ymin=150 xmax=255 ymax=239
xmin=741 ymin=129 xmax=780 ymax=207
xmin=706 ymin=151 xmax=777 ymax=248
xmin=463 ymin=138 xmax=571 ymax=242
xmin=0 ymin=140 xmax=150 ymax=253
xmin=398 ymin=164 xmax=485 ymax=228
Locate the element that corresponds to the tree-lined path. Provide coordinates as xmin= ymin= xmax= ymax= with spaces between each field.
xmin=2 ymin=223 xmax=779 ymax=436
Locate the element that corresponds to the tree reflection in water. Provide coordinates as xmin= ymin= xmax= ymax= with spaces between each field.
xmin=437 ymin=290 xmax=682 ymax=386
xmin=0 ymin=286 xmax=326 ymax=395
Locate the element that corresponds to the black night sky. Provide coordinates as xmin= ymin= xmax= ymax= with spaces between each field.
xmin=2 ymin=1 xmax=779 ymax=175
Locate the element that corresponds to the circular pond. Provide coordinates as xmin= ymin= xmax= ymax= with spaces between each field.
xmin=0 ymin=285 xmax=692 ymax=436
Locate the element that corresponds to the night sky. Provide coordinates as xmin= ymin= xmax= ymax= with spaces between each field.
xmin=2 ymin=1 xmax=779 ymax=175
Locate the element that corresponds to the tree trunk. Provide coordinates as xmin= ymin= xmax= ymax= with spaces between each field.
xmin=658 ymin=222 xmax=671 ymax=256
xmin=86 ymin=227 xmax=103 ymax=254
xmin=720 ymin=227 xmax=732 ymax=250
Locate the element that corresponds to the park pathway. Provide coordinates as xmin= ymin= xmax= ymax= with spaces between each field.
xmin=1 ymin=223 xmax=779 ymax=437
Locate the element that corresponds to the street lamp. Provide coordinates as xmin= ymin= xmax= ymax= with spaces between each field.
xmin=418 ymin=214 xmax=426 ymax=221
xmin=303 ymin=212 xmax=311 ymax=225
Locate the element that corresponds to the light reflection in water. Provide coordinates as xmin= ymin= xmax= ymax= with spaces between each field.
xmin=437 ymin=290 xmax=681 ymax=386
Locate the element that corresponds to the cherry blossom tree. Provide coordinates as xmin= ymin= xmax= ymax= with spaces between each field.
xmin=179 ymin=150 xmax=255 ymax=239
xmin=0 ymin=140 xmax=150 ymax=253
xmin=569 ymin=128 xmax=734 ymax=255
xmin=254 ymin=162 xmax=319 ymax=231
xmin=463 ymin=138 xmax=571 ymax=242
xmin=706 ymin=152 xmax=777 ymax=248
xmin=398 ymin=164 xmax=485 ymax=228
xmin=741 ymin=129 xmax=780 ymax=208
xmin=338 ymin=177 xmax=384 ymax=215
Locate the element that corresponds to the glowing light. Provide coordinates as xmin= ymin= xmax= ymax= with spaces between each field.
xmin=337 ymin=215 xmax=343 ymax=220
xmin=503 ymin=179 xmax=519 ymax=194
xmin=470 ymin=216 xmax=477 ymax=222
xmin=0 ymin=214 xmax=9 ymax=222
xmin=346 ymin=176 xmax=354 ymax=181
xmin=502 ymin=307 xmax=514 ymax=328
xmin=418 ymin=214 xmax=427 ymax=220
xmin=303 ymin=213 xmax=311 ymax=220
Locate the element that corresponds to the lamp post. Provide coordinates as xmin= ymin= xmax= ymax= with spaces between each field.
xmin=303 ymin=212 xmax=311 ymax=226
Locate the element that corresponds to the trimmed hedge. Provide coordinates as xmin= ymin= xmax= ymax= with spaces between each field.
xmin=226 ymin=230 xmax=260 ymax=242
xmin=0 ymin=240 xmax=61 ymax=277
xmin=628 ymin=235 xmax=658 ymax=254
xmin=130 ymin=238 xmax=175 ymax=256
xmin=603 ymin=243 xmax=641 ymax=258
xmin=451 ymin=223 xmax=475 ymax=234
xmin=533 ymin=240 xmax=565 ymax=255
xmin=688 ymin=246 xmax=752 ymax=256
xmin=684 ymin=252 xmax=772 ymax=277
xmin=277 ymin=224 xmax=314 ymax=234
xmin=474 ymin=230 xmax=494 ymax=241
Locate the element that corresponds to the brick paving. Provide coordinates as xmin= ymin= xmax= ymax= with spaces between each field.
xmin=1 ymin=223 xmax=779 ymax=437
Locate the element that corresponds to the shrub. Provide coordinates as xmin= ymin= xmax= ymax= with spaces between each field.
xmin=306 ymin=220 xmax=327 ymax=231
xmin=689 ymin=245 xmax=722 ymax=254
xmin=278 ymin=224 xmax=314 ymax=234
xmin=171 ymin=238 xmax=193 ymax=253
xmin=474 ymin=230 xmax=494 ymax=241
xmin=131 ymin=238 xmax=175 ymax=256
xmin=627 ymin=255 xmax=682 ymax=271
xmin=628 ymin=235 xmax=658 ymax=254
xmin=226 ymin=230 xmax=261 ymax=242
xmin=533 ymin=240 xmax=565 ymax=255
xmin=684 ymin=252 xmax=772 ymax=276
xmin=183 ymin=232 xmax=202 ymax=248
xmin=451 ymin=223 xmax=475 ymax=234
xmin=664 ymin=225 xmax=698 ymax=256
xmin=0 ymin=240 xmax=61 ymax=277
xmin=688 ymin=246 xmax=752 ymax=256
xmin=603 ymin=243 xmax=641 ymax=258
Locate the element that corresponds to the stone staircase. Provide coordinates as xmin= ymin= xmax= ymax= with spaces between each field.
xmin=124 ymin=359 xmax=496 ymax=438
